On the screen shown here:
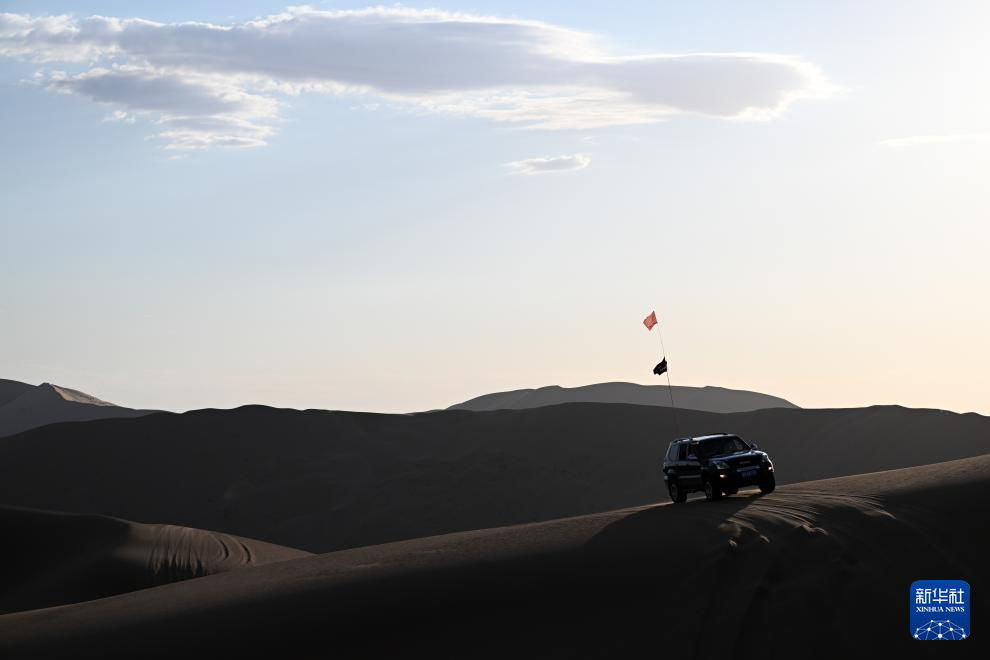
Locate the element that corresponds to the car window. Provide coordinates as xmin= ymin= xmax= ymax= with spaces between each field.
xmin=693 ymin=441 xmax=713 ymax=458
xmin=666 ymin=444 xmax=678 ymax=461
xmin=695 ymin=436 xmax=748 ymax=458
xmin=726 ymin=437 xmax=747 ymax=452
xmin=677 ymin=443 xmax=689 ymax=460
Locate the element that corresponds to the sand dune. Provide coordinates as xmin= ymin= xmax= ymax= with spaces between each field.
xmin=0 ymin=380 xmax=34 ymax=408
xmin=0 ymin=454 xmax=985 ymax=657
xmin=0 ymin=505 xmax=309 ymax=615
xmin=449 ymin=381 xmax=798 ymax=412
xmin=0 ymin=403 xmax=987 ymax=553
xmin=0 ymin=379 xmax=155 ymax=437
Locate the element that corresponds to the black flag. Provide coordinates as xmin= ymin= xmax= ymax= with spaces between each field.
xmin=653 ymin=358 xmax=668 ymax=376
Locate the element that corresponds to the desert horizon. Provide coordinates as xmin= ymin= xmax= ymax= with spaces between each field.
xmin=3 ymin=374 xmax=986 ymax=418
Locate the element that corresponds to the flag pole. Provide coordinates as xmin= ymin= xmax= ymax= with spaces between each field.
xmin=657 ymin=323 xmax=681 ymax=437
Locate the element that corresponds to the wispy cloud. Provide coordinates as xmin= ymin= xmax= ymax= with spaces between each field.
xmin=0 ymin=7 xmax=833 ymax=150
xmin=504 ymin=154 xmax=591 ymax=175
xmin=880 ymin=132 xmax=990 ymax=148
xmin=103 ymin=109 xmax=135 ymax=124
xmin=47 ymin=65 xmax=279 ymax=149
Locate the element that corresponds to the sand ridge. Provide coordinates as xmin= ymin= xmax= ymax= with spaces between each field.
xmin=0 ymin=379 xmax=155 ymax=437
xmin=1 ymin=402 xmax=987 ymax=553
xmin=0 ymin=453 xmax=986 ymax=657
xmin=0 ymin=506 xmax=309 ymax=615
xmin=449 ymin=381 xmax=798 ymax=413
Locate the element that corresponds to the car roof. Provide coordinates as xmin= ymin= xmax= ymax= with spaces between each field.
xmin=671 ymin=433 xmax=735 ymax=443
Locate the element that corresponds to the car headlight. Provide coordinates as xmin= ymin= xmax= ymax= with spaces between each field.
xmin=713 ymin=460 xmax=729 ymax=470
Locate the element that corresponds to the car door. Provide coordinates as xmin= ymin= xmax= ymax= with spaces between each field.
xmin=679 ymin=442 xmax=702 ymax=489
xmin=663 ymin=442 xmax=678 ymax=479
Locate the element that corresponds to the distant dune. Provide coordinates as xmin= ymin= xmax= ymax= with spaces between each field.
xmin=448 ymin=381 xmax=798 ymax=413
xmin=0 ymin=379 xmax=156 ymax=437
xmin=0 ymin=402 xmax=986 ymax=553
xmin=1 ymin=454 xmax=986 ymax=657
xmin=0 ymin=380 xmax=34 ymax=408
xmin=0 ymin=505 xmax=308 ymax=616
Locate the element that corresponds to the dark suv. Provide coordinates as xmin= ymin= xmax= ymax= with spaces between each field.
xmin=662 ymin=433 xmax=775 ymax=503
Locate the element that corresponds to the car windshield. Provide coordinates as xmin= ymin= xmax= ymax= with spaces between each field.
xmin=692 ymin=436 xmax=749 ymax=459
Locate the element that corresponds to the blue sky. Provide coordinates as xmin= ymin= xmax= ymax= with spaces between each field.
xmin=1 ymin=2 xmax=988 ymax=414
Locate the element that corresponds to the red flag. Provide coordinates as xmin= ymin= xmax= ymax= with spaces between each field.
xmin=643 ymin=311 xmax=658 ymax=331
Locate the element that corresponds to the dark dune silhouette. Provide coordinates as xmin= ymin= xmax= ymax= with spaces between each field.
xmin=0 ymin=505 xmax=309 ymax=616
xmin=0 ymin=379 xmax=156 ymax=437
xmin=0 ymin=379 xmax=34 ymax=408
xmin=448 ymin=381 xmax=798 ymax=412
xmin=0 ymin=402 xmax=986 ymax=553
xmin=0 ymin=454 xmax=986 ymax=658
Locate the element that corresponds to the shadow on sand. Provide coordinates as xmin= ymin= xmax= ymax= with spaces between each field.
xmin=583 ymin=491 xmax=764 ymax=558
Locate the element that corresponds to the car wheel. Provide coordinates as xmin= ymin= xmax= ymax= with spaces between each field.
xmin=668 ymin=480 xmax=687 ymax=504
xmin=759 ymin=473 xmax=776 ymax=494
xmin=704 ymin=479 xmax=721 ymax=501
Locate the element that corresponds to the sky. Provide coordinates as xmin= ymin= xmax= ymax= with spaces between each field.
xmin=1 ymin=1 xmax=988 ymax=415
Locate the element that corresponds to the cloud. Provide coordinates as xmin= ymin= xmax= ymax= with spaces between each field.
xmin=505 ymin=154 xmax=591 ymax=175
xmin=103 ymin=109 xmax=134 ymax=123
xmin=0 ymin=7 xmax=832 ymax=150
xmin=47 ymin=65 xmax=277 ymax=148
xmin=0 ymin=13 xmax=123 ymax=62
xmin=880 ymin=132 xmax=990 ymax=148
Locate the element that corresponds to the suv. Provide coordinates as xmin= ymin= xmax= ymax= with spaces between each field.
xmin=662 ymin=433 xmax=775 ymax=503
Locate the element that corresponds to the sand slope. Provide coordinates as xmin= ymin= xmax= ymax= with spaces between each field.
xmin=0 ymin=403 xmax=987 ymax=553
xmin=0 ymin=380 xmax=155 ymax=437
xmin=0 ymin=379 xmax=34 ymax=408
xmin=0 ymin=506 xmax=309 ymax=615
xmin=449 ymin=381 xmax=798 ymax=412
xmin=0 ymin=454 xmax=985 ymax=658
